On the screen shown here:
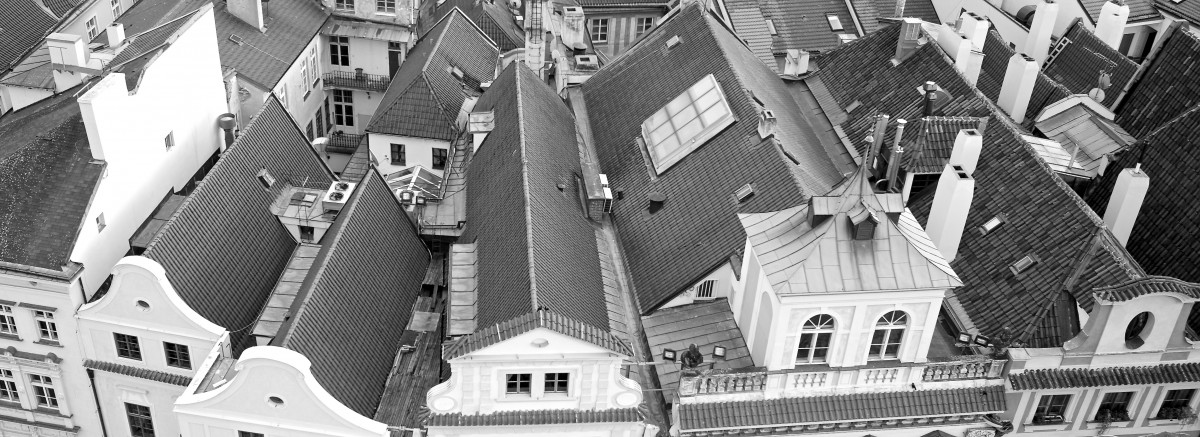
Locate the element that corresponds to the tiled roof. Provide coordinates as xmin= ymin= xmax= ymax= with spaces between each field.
xmin=109 ymin=7 xmax=205 ymax=91
xmin=0 ymin=0 xmax=58 ymax=71
xmin=0 ymin=62 xmax=55 ymax=89
xmin=977 ymin=29 xmax=1072 ymax=126
xmin=427 ymin=408 xmax=642 ymax=426
xmin=1079 ymin=0 xmax=1159 ymax=23
xmin=678 ymin=386 xmax=1006 ymax=431
xmin=1010 ymin=363 xmax=1200 ymax=390
xmin=43 ymin=0 xmax=82 ymax=17
xmin=760 ymin=0 xmax=860 ymax=53
xmin=739 ymin=168 xmax=961 ymax=295
xmin=724 ymin=0 xmax=775 ymax=69
xmin=460 ymin=63 xmax=610 ymax=329
xmin=1093 ymin=276 xmax=1200 ymax=302
xmin=366 ymin=8 xmax=498 ymax=139
xmin=899 ymin=117 xmax=988 ymax=174
xmin=144 ymin=96 xmax=333 ymax=351
xmin=811 ymin=24 xmax=1142 ymax=347
xmin=274 ymin=170 xmax=429 ymax=418
xmin=116 ymin=0 xmax=208 ymax=36
xmin=641 ymin=299 xmax=754 ymax=401
xmin=1042 ymin=22 xmax=1138 ymax=108
xmin=443 ymin=309 xmax=633 ymax=360
xmin=1116 ymin=27 xmax=1200 ymax=138
xmin=0 ymin=85 xmax=104 ymax=271
xmin=582 ymin=4 xmax=847 ymax=313
xmin=890 ymin=0 xmax=941 ymax=25
xmin=84 ymin=359 xmax=191 ymax=386
xmin=1156 ymin=0 xmax=1200 ymax=25
xmin=214 ymin=0 xmax=328 ymax=88
xmin=1087 ymin=104 xmax=1200 ymax=283
xmin=419 ymin=0 xmax=523 ymax=51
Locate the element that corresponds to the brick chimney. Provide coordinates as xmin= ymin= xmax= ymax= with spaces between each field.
xmin=997 ymin=53 xmax=1039 ymax=123
xmin=894 ymin=18 xmax=924 ymax=62
xmin=1095 ymin=0 xmax=1130 ymax=50
xmin=927 ymin=164 xmax=974 ymax=261
xmin=105 ymin=24 xmax=126 ymax=47
xmin=1102 ymin=165 xmax=1149 ymax=246
xmin=47 ymin=33 xmax=89 ymax=91
xmin=227 ymin=0 xmax=265 ymax=32
xmin=784 ymin=49 xmax=810 ymax=76
xmin=1023 ymin=0 xmax=1059 ymax=65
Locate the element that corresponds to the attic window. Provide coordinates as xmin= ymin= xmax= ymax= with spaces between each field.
xmin=826 ymin=14 xmax=844 ymax=31
xmin=257 ymin=169 xmax=276 ymax=189
xmin=837 ymin=34 xmax=857 ymax=44
xmin=765 ymin=19 xmax=777 ymax=35
xmin=978 ymin=214 xmax=1007 ymax=235
xmin=228 ymin=33 xmax=244 ymax=45
xmin=735 ymin=184 xmax=755 ymax=203
xmin=848 ymin=203 xmax=878 ymax=240
xmin=1009 ymin=254 xmax=1040 ymax=276
xmin=450 ymin=66 xmax=464 ymax=80
xmin=665 ymin=35 xmax=683 ymax=49
xmin=640 ymin=74 xmax=735 ymax=174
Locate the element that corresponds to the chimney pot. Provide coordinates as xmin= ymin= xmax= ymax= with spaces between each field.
xmin=1023 ymin=0 xmax=1059 ymax=65
xmin=1095 ymin=0 xmax=1131 ymax=50
xmin=927 ymin=163 xmax=975 ymax=261
xmin=784 ymin=49 xmax=810 ymax=76
xmin=997 ymin=53 xmax=1039 ymax=123
xmin=884 ymin=119 xmax=906 ymax=189
xmin=894 ymin=18 xmax=924 ymax=62
xmin=959 ymin=12 xmax=989 ymax=49
xmin=949 ymin=129 xmax=983 ymax=176
xmin=1103 ymin=166 xmax=1149 ymax=246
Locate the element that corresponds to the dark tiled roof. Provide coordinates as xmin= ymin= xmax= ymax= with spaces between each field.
xmin=428 ymin=408 xmax=642 ymax=426
xmin=582 ymin=4 xmax=846 ymax=312
xmin=1010 ymin=363 xmax=1200 ymax=390
xmin=891 ymin=0 xmax=941 ymax=25
xmin=812 ymin=25 xmax=1142 ymax=347
xmin=977 ymin=29 xmax=1072 ymax=126
xmin=460 ymin=63 xmax=610 ymax=329
xmin=0 ymin=0 xmax=58 ymax=71
xmin=724 ymin=0 xmax=775 ymax=68
xmin=760 ymin=0 xmax=860 ymax=53
xmin=116 ymin=0 xmax=209 ymax=36
xmin=1116 ymin=27 xmax=1200 ymax=138
xmin=43 ymin=0 xmax=81 ymax=17
xmin=366 ymin=9 xmax=498 ymax=139
xmin=1079 ymin=0 xmax=1159 ymax=23
xmin=274 ymin=170 xmax=429 ymax=418
xmin=443 ymin=309 xmax=633 ymax=360
xmin=419 ymin=0 xmax=523 ymax=51
xmin=1087 ymin=104 xmax=1200 ymax=283
xmin=84 ymin=359 xmax=191 ymax=386
xmin=0 ymin=62 xmax=54 ymax=89
xmin=0 ymin=86 xmax=104 ymax=271
xmin=899 ymin=117 xmax=988 ymax=173
xmin=1157 ymin=0 xmax=1200 ymax=25
xmin=1042 ymin=22 xmax=1138 ymax=108
xmin=678 ymin=386 xmax=1006 ymax=430
xmin=144 ymin=97 xmax=333 ymax=351
xmin=214 ymin=0 xmax=328 ymax=88
xmin=641 ymin=299 xmax=754 ymax=399
xmin=1093 ymin=276 xmax=1200 ymax=302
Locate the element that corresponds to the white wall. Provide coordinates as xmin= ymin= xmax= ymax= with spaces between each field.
xmin=658 ymin=263 xmax=739 ymax=310
xmin=273 ymin=36 xmax=326 ymax=140
xmin=0 ymin=86 xmax=54 ymax=113
xmin=58 ymin=0 xmax=138 ymax=42
xmin=368 ymin=133 xmax=451 ymax=177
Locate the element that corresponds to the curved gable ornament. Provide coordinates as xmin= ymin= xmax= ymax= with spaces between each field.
xmin=77 ymin=256 xmax=224 ymax=338
xmin=175 ymin=346 xmax=389 ymax=436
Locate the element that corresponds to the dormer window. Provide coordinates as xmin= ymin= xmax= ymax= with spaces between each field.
xmin=641 ymin=74 xmax=735 ymax=174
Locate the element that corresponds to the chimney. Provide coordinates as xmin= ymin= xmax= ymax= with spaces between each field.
xmin=997 ymin=53 xmax=1039 ymax=123
xmin=468 ymin=110 xmax=495 ymax=154
xmin=227 ymin=0 xmax=265 ymax=32
xmin=948 ymin=129 xmax=983 ymax=175
xmin=927 ymin=164 xmax=975 ymax=261
xmin=757 ymin=109 xmax=778 ymax=139
xmin=1095 ymin=0 xmax=1130 ymax=50
xmin=218 ymin=113 xmax=237 ymax=151
xmin=923 ymin=82 xmax=938 ymax=116
xmin=1023 ymin=0 xmax=1059 ymax=65
xmin=46 ymin=33 xmax=89 ymax=91
xmin=105 ymin=24 xmax=126 ymax=47
xmin=784 ymin=49 xmax=810 ymax=76
xmin=959 ymin=12 xmax=989 ymax=49
xmin=1103 ymin=165 xmax=1149 ymax=246
xmin=885 ymin=119 xmax=907 ymax=190
xmin=894 ymin=18 xmax=923 ymax=62
xmin=894 ymin=0 xmax=906 ymax=17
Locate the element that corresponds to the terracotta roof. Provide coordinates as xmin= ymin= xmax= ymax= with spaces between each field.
xmin=460 ymin=63 xmax=610 ymax=330
xmin=366 ymin=8 xmax=498 ymax=139
xmin=419 ymin=0 xmax=523 ymax=51
xmin=1116 ymin=27 xmax=1200 ymax=138
xmin=443 ymin=309 xmax=633 ymax=360
xmin=976 ymin=29 xmax=1072 ymax=127
xmin=0 ymin=0 xmax=57 ymax=72
xmin=1079 ymin=0 xmax=1159 ymax=23
xmin=678 ymin=386 xmax=1006 ymax=431
xmin=641 ymin=299 xmax=754 ymax=401
xmin=811 ymin=24 xmax=1142 ymax=347
xmin=1087 ymin=106 xmax=1200 ymax=284
xmin=213 ymin=0 xmax=328 ymax=88
xmin=427 ymin=408 xmax=643 ymax=426
xmin=582 ymin=4 xmax=848 ymax=313
xmin=1093 ymin=276 xmax=1200 ymax=302
xmin=273 ymin=169 xmax=430 ymax=418
xmin=144 ymin=96 xmax=334 ymax=351
xmin=1010 ymin=363 xmax=1200 ymax=390
xmin=84 ymin=359 xmax=191 ymax=386
xmin=0 ymin=85 xmax=104 ymax=271
xmin=43 ymin=0 xmax=82 ymax=17
xmin=1042 ymin=22 xmax=1139 ymax=108
xmin=724 ymin=0 xmax=775 ymax=68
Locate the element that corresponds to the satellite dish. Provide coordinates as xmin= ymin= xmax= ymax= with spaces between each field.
xmin=1088 ymin=88 xmax=1106 ymax=102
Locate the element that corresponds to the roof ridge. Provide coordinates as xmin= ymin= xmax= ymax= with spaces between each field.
xmin=513 ymin=64 xmax=539 ymax=313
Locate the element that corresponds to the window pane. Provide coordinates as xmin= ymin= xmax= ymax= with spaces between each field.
xmin=674 ymin=118 xmax=703 ymax=145
xmin=699 ymin=103 xmax=730 ymax=126
xmin=815 ymin=332 xmax=831 ymax=348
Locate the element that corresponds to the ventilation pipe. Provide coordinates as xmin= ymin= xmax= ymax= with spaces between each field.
xmin=218 ymin=113 xmax=237 ymax=151
xmin=997 ymin=53 xmax=1039 ymax=123
xmin=1023 ymin=0 xmax=1059 ymax=65
xmin=884 ymin=119 xmax=906 ymax=191
xmin=1103 ymin=164 xmax=1149 ymax=246
xmin=1095 ymin=0 xmax=1130 ymax=50
xmin=923 ymin=82 xmax=939 ymax=116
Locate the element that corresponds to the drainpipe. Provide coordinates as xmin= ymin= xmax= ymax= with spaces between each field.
xmin=87 ymin=369 xmax=110 ymax=437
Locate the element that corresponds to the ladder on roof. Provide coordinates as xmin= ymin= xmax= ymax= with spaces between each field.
xmin=1044 ymin=37 xmax=1072 ymax=70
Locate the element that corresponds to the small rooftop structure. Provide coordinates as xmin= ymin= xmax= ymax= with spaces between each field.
xmin=1030 ymin=95 xmax=1135 ymax=179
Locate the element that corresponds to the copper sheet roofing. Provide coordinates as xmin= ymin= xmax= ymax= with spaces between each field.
xmin=427 ymin=408 xmax=643 ymax=426
xmin=442 ymin=309 xmax=633 ymax=360
xmin=641 ymin=299 xmax=754 ymax=401
xmin=1010 ymin=363 xmax=1200 ymax=390
xmin=678 ymin=386 xmax=1006 ymax=431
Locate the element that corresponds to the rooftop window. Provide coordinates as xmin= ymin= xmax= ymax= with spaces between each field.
xmin=826 ymin=14 xmax=844 ymax=31
xmin=641 ymin=74 xmax=735 ymax=174
xmin=978 ymin=214 xmax=1006 ymax=235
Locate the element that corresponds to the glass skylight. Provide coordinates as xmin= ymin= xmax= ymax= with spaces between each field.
xmin=641 ymin=74 xmax=735 ymax=174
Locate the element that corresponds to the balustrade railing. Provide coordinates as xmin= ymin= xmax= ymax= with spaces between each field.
xmin=323 ymin=70 xmax=391 ymax=92
xmin=325 ymin=133 xmax=364 ymax=154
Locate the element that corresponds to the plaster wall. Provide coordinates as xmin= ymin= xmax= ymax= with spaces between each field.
xmin=273 ymin=36 xmax=326 ymax=140
xmin=368 ymin=133 xmax=451 ymax=177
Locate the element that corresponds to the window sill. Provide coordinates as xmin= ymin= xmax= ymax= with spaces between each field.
xmin=1023 ymin=422 xmax=1069 ymax=432
xmin=499 ymin=394 xmax=533 ymax=402
xmin=1148 ymin=418 xmax=1189 ymax=425
xmin=0 ymin=399 xmax=21 ymax=410
xmin=0 ymin=333 xmax=21 ymax=342
xmin=32 ymin=340 xmax=62 ymax=348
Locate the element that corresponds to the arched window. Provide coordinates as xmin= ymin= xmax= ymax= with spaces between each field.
xmin=868 ymin=311 xmax=908 ymax=360
xmin=797 ymin=314 xmax=835 ymax=363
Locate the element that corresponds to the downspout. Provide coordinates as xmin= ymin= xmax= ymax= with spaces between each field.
xmin=86 ymin=369 xmax=110 ymax=437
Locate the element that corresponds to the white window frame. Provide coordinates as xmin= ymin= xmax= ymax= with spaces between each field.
xmin=33 ymin=311 xmax=58 ymax=343
xmin=797 ymin=314 xmax=835 ymax=364
xmin=330 ymin=36 xmax=350 ymax=67
xmin=867 ymin=310 xmax=906 ymax=360
xmin=111 ymin=0 xmax=122 ymax=18
xmin=635 ymin=17 xmax=655 ymax=37
xmin=86 ymin=17 xmax=99 ymax=40
xmin=498 ymin=369 xmax=578 ymax=400
xmin=164 ymin=342 xmax=191 ymax=369
xmin=0 ymin=369 xmax=19 ymax=403
xmin=640 ymin=74 xmax=736 ymax=174
xmin=114 ymin=332 xmax=143 ymax=361
xmin=590 ymin=18 xmax=609 ymax=43
xmin=332 ymin=89 xmax=354 ymax=126
xmin=503 ymin=372 xmax=532 ymax=398
xmin=0 ymin=305 xmax=17 ymax=336
xmin=29 ymin=374 xmax=59 ymax=409
xmin=125 ymin=402 xmax=155 ymax=437
xmin=543 ymin=372 xmax=570 ymax=396
xmin=335 ymin=0 xmax=353 ymax=10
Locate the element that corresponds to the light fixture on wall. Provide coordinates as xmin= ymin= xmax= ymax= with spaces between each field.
xmin=662 ymin=348 xmax=677 ymax=362
xmin=957 ymin=332 xmax=972 ymax=343
xmin=712 ymin=345 xmax=726 ymax=359
xmin=973 ymin=335 xmax=992 ymax=347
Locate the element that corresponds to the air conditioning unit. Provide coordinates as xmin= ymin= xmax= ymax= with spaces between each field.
xmin=575 ymin=55 xmax=599 ymax=71
xmin=323 ymin=181 xmax=355 ymax=213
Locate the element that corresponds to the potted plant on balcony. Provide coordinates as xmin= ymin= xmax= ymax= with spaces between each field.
xmin=1094 ymin=408 xmax=1129 ymax=435
xmin=1156 ymin=406 xmax=1198 ymax=425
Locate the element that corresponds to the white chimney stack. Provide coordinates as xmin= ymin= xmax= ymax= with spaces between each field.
xmin=997 ymin=53 xmax=1039 ymax=123
xmin=1095 ymin=0 xmax=1130 ymax=50
xmin=468 ymin=111 xmax=495 ymax=154
xmin=927 ymin=164 xmax=975 ymax=262
xmin=894 ymin=18 xmax=924 ymax=61
xmin=784 ymin=49 xmax=810 ymax=76
xmin=949 ymin=129 xmax=983 ymax=176
xmin=959 ymin=12 xmax=989 ymax=49
xmin=47 ymin=33 xmax=89 ymax=91
xmin=105 ymin=24 xmax=126 ymax=47
xmin=1103 ymin=165 xmax=1149 ymax=246
xmin=227 ymin=0 xmax=265 ymax=32
xmin=1023 ymin=0 xmax=1059 ymax=65
xmin=894 ymin=0 xmax=906 ymax=17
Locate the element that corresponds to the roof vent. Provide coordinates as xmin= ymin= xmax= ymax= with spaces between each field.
xmin=229 ymin=33 xmax=244 ymax=45
xmin=323 ymin=181 xmax=356 ymax=214
xmin=450 ymin=66 xmax=463 ymax=80
xmin=574 ymin=54 xmax=599 ymax=71
xmin=735 ymin=184 xmax=755 ymax=203
xmin=665 ymin=35 xmax=682 ymax=49
xmin=1009 ymin=254 xmax=1040 ymax=276
xmin=757 ymin=109 xmax=777 ymax=139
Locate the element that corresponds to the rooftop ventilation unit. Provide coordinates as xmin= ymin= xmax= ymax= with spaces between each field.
xmin=323 ymin=181 xmax=355 ymax=213
xmin=574 ymin=54 xmax=599 ymax=71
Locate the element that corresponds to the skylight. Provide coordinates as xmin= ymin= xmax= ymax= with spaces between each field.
xmin=827 ymin=15 xmax=844 ymax=31
xmin=641 ymin=74 xmax=735 ymax=174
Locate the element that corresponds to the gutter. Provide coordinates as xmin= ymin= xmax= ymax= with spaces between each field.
xmin=86 ymin=368 xmax=110 ymax=437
